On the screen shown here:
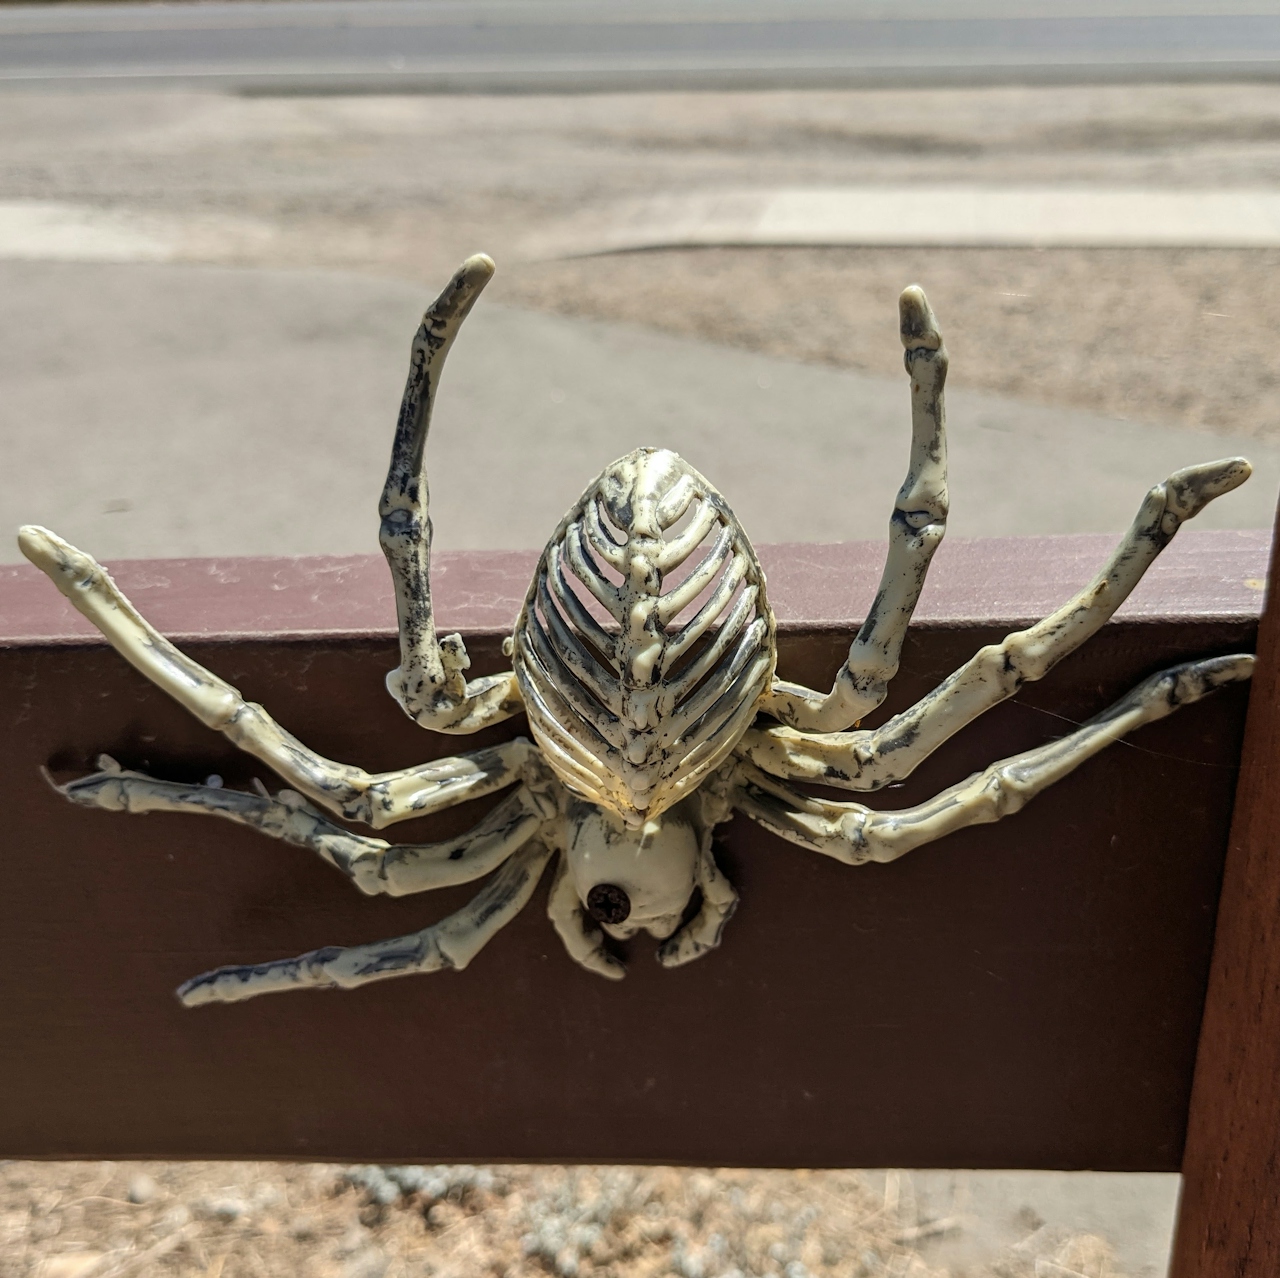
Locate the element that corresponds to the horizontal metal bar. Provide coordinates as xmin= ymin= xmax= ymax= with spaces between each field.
xmin=0 ymin=535 xmax=1262 ymax=1167
xmin=0 ymin=530 xmax=1266 ymax=646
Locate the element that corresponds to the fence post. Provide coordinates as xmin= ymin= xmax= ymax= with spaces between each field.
xmin=1171 ymin=499 xmax=1280 ymax=1278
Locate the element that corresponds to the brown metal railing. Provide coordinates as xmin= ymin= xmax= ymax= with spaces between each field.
xmin=0 ymin=532 xmax=1266 ymax=1174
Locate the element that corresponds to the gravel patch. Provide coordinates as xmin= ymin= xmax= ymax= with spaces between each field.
xmin=0 ymin=1162 xmax=1130 ymax=1278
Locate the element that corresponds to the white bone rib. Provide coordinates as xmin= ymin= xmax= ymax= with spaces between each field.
xmin=659 ymin=621 xmax=769 ymax=750
xmin=732 ymin=654 xmax=1253 ymax=864
xmin=564 ymin=523 xmax=625 ymax=621
xmin=661 ymin=550 xmax=750 ymax=668
xmin=583 ymin=496 xmax=629 ymax=571
xmin=534 ymin=576 xmax=622 ymax=714
xmin=516 ymin=704 xmax=608 ymax=799
xmin=513 ymin=649 xmax=643 ymax=817
xmin=513 ymin=448 xmax=776 ymax=825
xmin=658 ymin=695 xmax=772 ymax=815
xmin=379 ymin=254 xmax=522 ymax=734
xmin=178 ymin=842 xmax=554 ymax=1005
xmin=667 ymin=646 xmax=774 ymax=765
xmin=761 ymin=285 xmax=950 ymax=732
xmin=656 ymin=523 xmax=735 ymax=625
xmin=741 ymin=456 xmax=1253 ymax=790
xmin=512 ymin=642 xmax=623 ymax=776
xmin=518 ymin=621 xmax=626 ymax=749
xmin=656 ymin=472 xmax=699 ymax=528
xmin=664 ymin=591 xmax=760 ymax=709
xmin=16 ymin=525 xmax=530 ymax=830
xmin=534 ymin=733 xmax=615 ymax=807
xmin=656 ymin=499 xmax=721 ymax=572
xmin=546 ymin=546 xmax=620 ymax=667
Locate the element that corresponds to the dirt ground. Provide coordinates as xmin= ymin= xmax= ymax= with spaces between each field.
xmin=503 ymin=245 xmax=1280 ymax=441
xmin=4 ymin=84 xmax=1280 ymax=437
xmin=1 ymin=1161 xmax=1129 ymax=1278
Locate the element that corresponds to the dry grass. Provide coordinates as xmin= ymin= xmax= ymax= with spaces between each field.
xmin=1 ymin=1162 xmax=1129 ymax=1278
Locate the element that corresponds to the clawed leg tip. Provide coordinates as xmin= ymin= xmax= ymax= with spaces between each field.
xmin=176 ymin=977 xmax=227 ymax=1008
xmin=899 ymin=286 xmax=942 ymax=350
xmin=1170 ymin=456 xmax=1253 ymax=511
xmin=17 ymin=524 xmax=62 ymax=569
xmin=1200 ymin=455 xmax=1252 ymax=486
xmin=428 ymin=254 xmax=497 ymax=321
xmin=657 ymin=940 xmax=710 ymax=970
xmin=581 ymin=954 xmax=626 ymax=980
xmin=18 ymin=525 xmax=100 ymax=585
xmin=455 ymin=254 xmax=496 ymax=291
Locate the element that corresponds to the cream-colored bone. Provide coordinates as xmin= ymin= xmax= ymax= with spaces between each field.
xmin=513 ymin=447 xmax=776 ymax=828
xmin=734 ymin=654 xmax=1254 ymax=864
xmin=22 ymin=257 xmax=1257 ymax=1003
xmin=62 ymin=761 xmax=548 ymax=897
xmin=739 ymin=456 xmax=1253 ymax=791
xmin=546 ymin=855 xmax=627 ymax=981
xmin=178 ymin=842 xmax=555 ymax=1006
xmin=18 ymin=525 xmax=531 ymax=829
xmin=763 ymin=286 xmax=949 ymax=732
xmin=380 ymin=253 xmax=523 ymax=734
xmin=655 ymin=841 xmax=739 ymax=969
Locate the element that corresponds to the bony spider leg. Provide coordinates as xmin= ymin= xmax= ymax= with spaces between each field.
xmin=655 ymin=839 xmax=739 ymax=969
xmin=18 ymin=526 xmax=530 ymax=829
xmin=733 ymin=653 xmax=1253 ymax=863
xmin=763 ymin=286 xmax=949 ymax=732
xmin=546 ymin=854 xmax=626 ymax=981
xmin=380 ymin=254 xmax=523 ymax=734
xmin=178 ymin=840 xmax=555 ymax=1006
xmin=59 ymin=759 xmax=550 ymax=896
xmin=742 ymin=456 xmax=1253 ymax=791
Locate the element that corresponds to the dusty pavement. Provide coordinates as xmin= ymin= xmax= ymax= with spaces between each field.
xmin=5 ymin=84 xmax=1280 ymax=436
xmin=5 ymin=259 xmax=1277 ymax=561
xmin=5 ymin=79 xmax=1279 ymax=1278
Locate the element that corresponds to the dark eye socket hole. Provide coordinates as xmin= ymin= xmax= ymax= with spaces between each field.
xmin=586 ymin=882 xmax=631 ymax=925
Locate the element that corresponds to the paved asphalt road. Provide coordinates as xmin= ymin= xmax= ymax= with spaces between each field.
xmin=4 ymin=259 xmax=1275 ymax=562
xmin=7 ymin=0 xmax=1280 ymax=91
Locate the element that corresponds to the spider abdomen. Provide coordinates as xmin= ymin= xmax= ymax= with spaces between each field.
xmin=514 ymin=448 xmax=777 ymax=826
xmin=563 ymin=796 xmax=702 ymax=941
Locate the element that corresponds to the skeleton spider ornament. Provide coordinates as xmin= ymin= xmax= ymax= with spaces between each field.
xmin=20 ymin=254 xmax=1256 ymax=1006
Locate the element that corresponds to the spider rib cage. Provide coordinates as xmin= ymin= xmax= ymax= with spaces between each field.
xmin=514 ymin=448 xmax=778 ymax=825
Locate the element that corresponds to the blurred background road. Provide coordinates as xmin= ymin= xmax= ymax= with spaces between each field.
xmin=4 ymin=4 xmax=1279 ymax=1277
xmin=8 ymin=0 xmax=1280 ymax=92
xmin=8 ymin=77 xmax=1280 ymax=558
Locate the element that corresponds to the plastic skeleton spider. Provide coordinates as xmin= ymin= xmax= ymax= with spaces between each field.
xmin=20 ymin=254 xmax=1255 ymax=1007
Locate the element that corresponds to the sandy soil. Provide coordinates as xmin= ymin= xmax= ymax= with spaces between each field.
xmin=1 ymin=1161 xmax=1126 ymax=1278
xmin=503 ymin=245 xmax=1280 ymax=441
xmin=4 ymin=85 xmax=1280 ymax=437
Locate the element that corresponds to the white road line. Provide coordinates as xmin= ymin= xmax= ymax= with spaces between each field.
xmin=527 ymin=187 xmax=1280 ymax=257
xmin=0 ymin=203 xmax=177 ymax=263
xmin=0 ymin=202 xmax=278 ymax=264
